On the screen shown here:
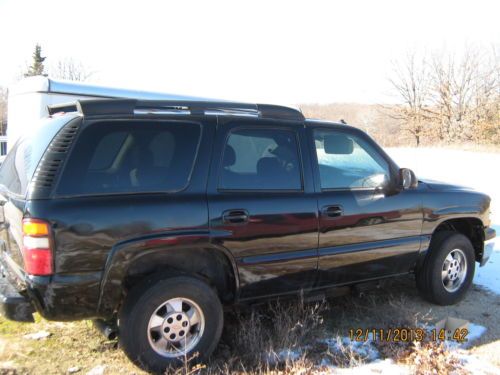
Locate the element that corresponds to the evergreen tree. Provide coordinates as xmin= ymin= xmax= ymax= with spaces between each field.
xmin=24 ymin=44 xmax=46 ymax=77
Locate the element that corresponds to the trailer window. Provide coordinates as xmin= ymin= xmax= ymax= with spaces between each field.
xmin=0 ymin=142 xmax=22 ymax=194
xmin=0 ymin=115 xmax=74 ymax=196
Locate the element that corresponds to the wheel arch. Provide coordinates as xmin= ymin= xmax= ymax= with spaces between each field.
xmin=418 ymin=217 xmax=485 ymax=270
xmin=96 ymin=232 xmax=239 ymax=319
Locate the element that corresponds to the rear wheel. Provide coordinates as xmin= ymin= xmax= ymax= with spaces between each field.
xmin=119 ymin=275 xmax=223 ymax=373
xmin=416 ymin=231 xmax=475 ymax=305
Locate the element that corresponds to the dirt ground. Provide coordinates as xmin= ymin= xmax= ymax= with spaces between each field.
xmin=0 ymin=273 xmax=498 ymax=374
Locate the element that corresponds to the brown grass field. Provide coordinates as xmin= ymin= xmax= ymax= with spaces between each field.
xmin=1 ymin=274 xmax=499 ymax=374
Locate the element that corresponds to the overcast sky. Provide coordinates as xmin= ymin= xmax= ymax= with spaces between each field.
xmin=0 ymin=0 xmax=498 ymax=105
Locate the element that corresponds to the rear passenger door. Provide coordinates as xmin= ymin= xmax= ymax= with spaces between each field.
xmin=208 ymin=118 xmax=318 ymax=300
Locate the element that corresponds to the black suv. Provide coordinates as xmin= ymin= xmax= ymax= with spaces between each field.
xmin=0 ymin=99 xmax=495 ymax=372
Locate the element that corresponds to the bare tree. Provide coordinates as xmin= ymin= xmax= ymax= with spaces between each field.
xmin=387 ymin=45 xmax=500 ymax=146
xmin=388 ymin=53 xmax=433 ymax=146
xmin=50 ymin=58 xmax=93 ymax=81
xmin=430 ymin=46 xmax=499 ymax=142
xmin=430 ymin=49 xmax=477 ymax=141
xmin=468 ymin=46 xmax=500 ymax=143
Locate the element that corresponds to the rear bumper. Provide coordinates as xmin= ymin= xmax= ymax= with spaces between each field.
xmin=1 ymin=248 xmax=103 ymax=321
xmin=480 ymin=227 xmax=496 ymax=267
xmin=0 ymin=273 xmax=35 ymax=322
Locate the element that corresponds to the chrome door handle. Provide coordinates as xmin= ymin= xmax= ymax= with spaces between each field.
xmin=222 ymin=209 xmax=249 ymax=225
xmin=322 ymin=205 xmax=343 ymax=218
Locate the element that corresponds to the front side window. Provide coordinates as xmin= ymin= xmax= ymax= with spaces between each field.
xmin=313 ymin=129 xmax=390 ymax=190
xmin=219 ymin=128 xmax=302 ymax=190
xmin=57 ymin=121 xmax=201 ymax=195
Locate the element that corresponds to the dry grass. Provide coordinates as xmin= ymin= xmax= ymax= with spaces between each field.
xmin=198 ymin=296 xmax=328 ymax=373
xmin=1 ymin=276 xmax=495 ymax=374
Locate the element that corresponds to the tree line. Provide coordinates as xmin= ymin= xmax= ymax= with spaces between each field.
xmin=0 ymin=44 xmax=91 ymax=135
xmin=1 ymin=45 xmax=499 ymax=146
xmin=387 ymin=46 xmax=499 ymax=146
xmin=23 ymin=44 xmax=92 ymax=81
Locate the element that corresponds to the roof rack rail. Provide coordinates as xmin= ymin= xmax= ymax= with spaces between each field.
xmin=47 ymin=99 xmax=305 ymax=121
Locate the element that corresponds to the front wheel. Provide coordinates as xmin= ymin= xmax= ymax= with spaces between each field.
xmin=416 ymin=231 xmax=475 ymax=305
xmin=119 ymin=275 xmax=223 ymax=373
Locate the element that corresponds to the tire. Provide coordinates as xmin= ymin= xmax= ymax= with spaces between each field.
xmin=119 ymin=275 xmax=223 ymax=373
xmin=416 ymin=231 xmax=475 ymax=305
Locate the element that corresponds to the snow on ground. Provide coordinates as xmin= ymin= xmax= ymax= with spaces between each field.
xmin=318 ymin=324 xmax=488 ymax=374
xmin=320 ymin=334 xmax=380 ymax=365
xmin=386 ymin=148 xmax=500 ymax=223
xmin=472 ymin=232 xmax=500 ymax=295
xmin=462 ymin=323 xmax=488 ymax=348
xmin=455 ymin=351 xmax=500 ymax=375
xmin=386 ymin=147 xmax=500 ymax=296
xmin=331 ymin=359 xmax=408 ymax=374
xmin=443 ymin=323 xmax=487 ymax=350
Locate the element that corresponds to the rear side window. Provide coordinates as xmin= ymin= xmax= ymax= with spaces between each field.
xmin=57 ymin=121 xmax=201 ymax=196
xmin=219 ymin=128 xmax=302 ymax=190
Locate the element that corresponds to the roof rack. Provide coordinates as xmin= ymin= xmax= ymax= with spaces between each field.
xmin=48 ymin=99 xmax=305 ymax=121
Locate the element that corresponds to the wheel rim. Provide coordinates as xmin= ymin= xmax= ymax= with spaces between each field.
xmin=147 ymin=297 xmax=205 ymax=358
xmin=441 ymin=248 xmax=467 ymax=292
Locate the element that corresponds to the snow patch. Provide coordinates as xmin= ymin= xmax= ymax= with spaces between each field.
xmin=463 ymin=323 xmax=487 ymax=347
xmin=267 ymin=348 xmax=302 ymax=364
xmin=440 ymin=323 xmax=487 ymax=350
xmin=455 ymin=351 xmax=500 ymax=375
xmin=86 ymin=365 xmax=106 ymax=375
xmin=317 ymin=324 xmax=487 ymax=373
xmin=23 ymin=330 xmax=51 ymax=340
xmin=473 ymin=225 xmax=500 ymax=295
xmin=331 ymin=359 xmax=409 ymax=374
xmin=321 ymin=334 xmax=380 ymax=362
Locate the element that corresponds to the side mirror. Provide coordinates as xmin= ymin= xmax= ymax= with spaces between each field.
xmin=399 ymin=168 xmax=418 ymax=190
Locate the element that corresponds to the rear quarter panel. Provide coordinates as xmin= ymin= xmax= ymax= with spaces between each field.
xmin=21 ymin=116 xmax=216 ymax=320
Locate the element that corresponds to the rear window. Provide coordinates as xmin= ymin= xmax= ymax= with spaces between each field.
xmin=56 ymin=120 xmax=201 ymax=196
xmin=0 ymin=115 xmax=77 ymax=196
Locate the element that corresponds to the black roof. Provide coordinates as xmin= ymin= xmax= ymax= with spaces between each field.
xmin=48 ymin=99 xmax=305 ymax=122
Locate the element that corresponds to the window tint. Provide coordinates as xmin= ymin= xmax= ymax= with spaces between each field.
xmin=219 ymin=128 xmax=302 ymax=190
xmin=88 ymin=132 xmax=128 ymax=170
xmin=57 ymin=121 xmax=200 ymax=195
xmin=314 ymin=129 xmax=390 ymax=189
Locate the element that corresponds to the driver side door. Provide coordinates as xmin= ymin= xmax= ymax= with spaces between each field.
xmin=309 ymin=126 xmax=423 ymax=287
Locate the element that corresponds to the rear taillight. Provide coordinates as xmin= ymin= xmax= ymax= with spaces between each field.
xmin=22 ymin=219 xmax=53 ymax=276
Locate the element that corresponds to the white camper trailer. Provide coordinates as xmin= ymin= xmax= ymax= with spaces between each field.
xmin=6 ymin=76 xmax=211 ymax=152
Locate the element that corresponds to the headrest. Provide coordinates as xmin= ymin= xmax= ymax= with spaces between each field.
xmin=324 ymin=134 xmax=354 ymax=154
xmin=257 ymin=157 xmax=282 ymax=175
xmin=132 ymin=147 xmax=154 ymax=166
xmin=223 ymin=145 xmax=236 ymax=167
